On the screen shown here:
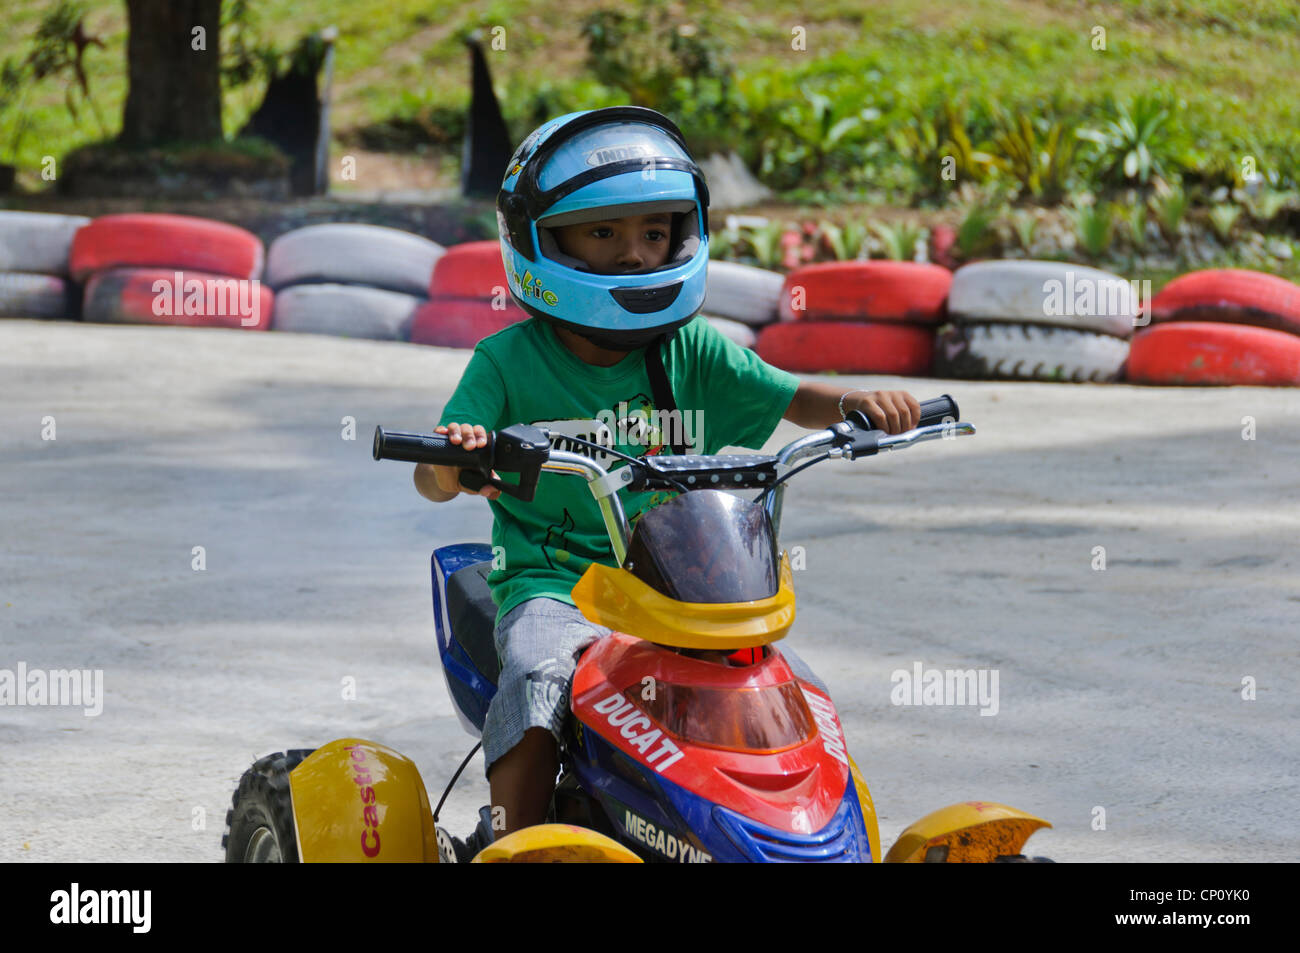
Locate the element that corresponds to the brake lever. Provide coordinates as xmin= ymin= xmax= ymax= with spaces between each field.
xmin=458 ymin=424 xmax=551 ymax=502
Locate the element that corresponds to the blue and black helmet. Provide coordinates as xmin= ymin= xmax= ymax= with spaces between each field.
xmin=496 ymin=106 xmax=710 ymax=350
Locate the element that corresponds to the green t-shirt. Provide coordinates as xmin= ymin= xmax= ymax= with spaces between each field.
xmin=437 ymin=315 xmax=800 ymax=627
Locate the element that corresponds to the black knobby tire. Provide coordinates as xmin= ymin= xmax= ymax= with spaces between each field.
xmin=222 ymin=749 xmax=315 ymax=863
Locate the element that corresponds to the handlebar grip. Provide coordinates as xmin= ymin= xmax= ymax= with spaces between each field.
xmin=917 ymin=395 xmax=959 ymax=428
xmin=372 ymin=427 xmax=493 ymax=468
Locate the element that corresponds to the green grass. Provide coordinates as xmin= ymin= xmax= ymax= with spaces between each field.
xmin=2 ymin=0 xmax=1298 ymax=194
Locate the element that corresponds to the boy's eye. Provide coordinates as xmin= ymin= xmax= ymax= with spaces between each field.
xmin=646 ymin=230 xmax=667 ymax=241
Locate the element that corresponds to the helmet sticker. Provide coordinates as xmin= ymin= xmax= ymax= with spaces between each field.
xmin=585 ymin=143 xmax=655 ymax=167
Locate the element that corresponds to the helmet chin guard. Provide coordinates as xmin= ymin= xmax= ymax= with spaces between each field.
xmin=496 ymin=106 xmax=711 ymax=351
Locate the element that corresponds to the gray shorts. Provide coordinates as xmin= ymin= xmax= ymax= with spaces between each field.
xmin=480 ymin=597 xmax=829 ymax=778
xmin=482 ymin=597 xmax=613 ymax=778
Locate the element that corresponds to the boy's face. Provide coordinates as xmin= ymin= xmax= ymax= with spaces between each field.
xmin=552 ymin=213 xmax=675 ymax=274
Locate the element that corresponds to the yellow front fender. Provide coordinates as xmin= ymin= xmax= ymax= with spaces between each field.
xmin=884 ymin=801 xmax=1051 ymax=863
xmin=289 ymin=738 xmax=439 ymax=863
xmin=471 ymin=824 xmax=643 ymax=863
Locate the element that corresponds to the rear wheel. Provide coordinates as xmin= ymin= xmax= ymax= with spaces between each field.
xmin=222 ymin=749 xmax=315 ymax=863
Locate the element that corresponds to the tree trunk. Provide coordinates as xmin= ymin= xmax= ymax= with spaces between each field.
xmin=120 ymin=0 xmax=224 ymax=147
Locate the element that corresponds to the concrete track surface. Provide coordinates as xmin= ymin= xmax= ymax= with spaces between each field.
xmin=2 ymin=319 xmax=1297 ymax=862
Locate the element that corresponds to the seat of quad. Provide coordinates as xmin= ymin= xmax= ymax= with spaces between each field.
xmin=445 ymin=559 xmax=501 ymax=685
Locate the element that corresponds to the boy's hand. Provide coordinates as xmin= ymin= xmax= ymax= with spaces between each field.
xmin=843 ymin=390 xmax=920 ymax=434
xmin=432 ymin=423 xmax=502 ymax=500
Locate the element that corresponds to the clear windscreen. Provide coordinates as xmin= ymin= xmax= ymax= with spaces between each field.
xmin=624 ymin=490 xmax=779 ymax=603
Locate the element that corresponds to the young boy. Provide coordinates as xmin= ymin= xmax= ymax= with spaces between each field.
xmin=414 ymin=107 xmax=919 ymax=856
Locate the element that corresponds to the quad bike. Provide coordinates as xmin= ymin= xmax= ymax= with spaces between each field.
xmin=223 ymin=395 xmax=1052 ymax=862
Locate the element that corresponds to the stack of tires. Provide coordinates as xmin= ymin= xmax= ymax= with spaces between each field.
xmin=410 ymin=241 xmax=530 ymax=348
xmin=934 ymin=261 xmax=1135 ymax=382
xmin=0 ymin=211 xmax=88 ymax=320
xmin=755 ymin=261 xmax=951 ymax=374
xmin=700 ymin=260 xmax=785 ymax=349
xmin=1128 ymin=269 xmax=1300 ymax=386
xmin=74 ymin=213 xmax=272 ymax=330
xmin=266 ymin=224 xmax=445 ymax=341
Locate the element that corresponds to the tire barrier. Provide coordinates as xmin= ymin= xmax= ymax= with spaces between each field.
xmin=756 ymin=320 xmax=934 ymax=375
xmin=271 ymin=283 xmax=425 ymax=340
xmin=0 ymin=211 xmax=89 ymax=276
xmin=265 ymin=223 xmax=446 ymax=297
xmin=1150 ymin=268 xmax=1300 ymax=338
xmin=702 ymin=260 xmax=783 ymax=326
xmin=1126 ymin=321 xmax=1300 ymax=386
xmin=777 ymin=261 xmax=951 ymax=324
xmin=83 ymin=267 xmax=272 ymax=330
xmin=70 ymin=213 xmax=265 ymax=283
xmin=947 ymin=260 xmax=1138 ymax=338
xmin=934 ymin=322 xmax=1129 ymax=383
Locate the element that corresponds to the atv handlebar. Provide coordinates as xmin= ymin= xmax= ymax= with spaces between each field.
xmin=374 ymin=394 xmax=974 ymax=560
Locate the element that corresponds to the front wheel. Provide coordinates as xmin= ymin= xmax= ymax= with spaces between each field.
xmin=223 ymin=749 xmax=315 ymax=863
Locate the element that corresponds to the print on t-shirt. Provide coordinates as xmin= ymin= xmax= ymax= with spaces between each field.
xmin=542 ymin=508 xmax=578 ymax=570
xmin=532 ymin=392 xmax=671 ymax=468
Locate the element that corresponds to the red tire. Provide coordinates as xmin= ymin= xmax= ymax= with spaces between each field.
xmin=755 ymin=321 xmax=934 ymax=375
xmin=410 ymin=296 xmax=529 ymax=348
xmin=83 ymin=268 xmax=273 ymax=330
xmin=428 ymin=241 xmax=509 ymax=299
xmin=70 ymin=213 xmax=265 ymax=283
xmin=1151 ymin=269 xmax=1300 ymax=336
xmin=778 ymin=261 xmax=951 ymax=323
xmin=1126 ymin=321 xmax=1300 ymax=386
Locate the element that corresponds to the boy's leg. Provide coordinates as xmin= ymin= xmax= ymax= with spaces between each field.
xmin=487 ymin=727 xmax=558 ymax=835
xmin=480 ymin=597 xmax=612 ymax=839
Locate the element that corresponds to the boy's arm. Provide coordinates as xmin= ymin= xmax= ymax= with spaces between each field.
xmin=784 ymin=381 xmax=920 ymax=434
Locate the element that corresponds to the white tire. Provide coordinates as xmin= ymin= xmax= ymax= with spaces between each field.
xmin=265 ymin=224 xmax=445 ymax=296
xmin=703 ymin=260 xmax=783 ymax=326
xmin=0 ymin=272 xmax=74 ymax=319
xmin=270 ymin=284 xmax=425 ymax=341
xmin=0 ymin=211 xmax=90 ymax=276
xmin=948 ymin=260 xmax=1139 ymax=338
xmin=933 ymin=322 xmax=1130 ymax=383
xmin=705 ymin=314 xmax=757 ymax=349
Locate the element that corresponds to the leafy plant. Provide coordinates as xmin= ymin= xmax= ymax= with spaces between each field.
xmin=581 ymin=1 xmax=736 ymax=110
xmin=1008 ymin=208 xmax=1038 ymax=252
xmin=890 ymin=99 xmax=993 ymax=200
xmin=741 ymin=221 xmax=787 ymax=270
xmin=1243 ymin=188 xmax=1295 ymax=224
xmin=1150 ymin=184 xmax=1190 ymax=240
xmin=1125 ymin=198 xmax=1149 ymax=251
xmin=763 ymin=84 xmax=877 ymax=189
xmin=1077 ymin=94 xmax=1176 ymax=186
xmin=815 ymin=220 xmax=870 ymax=260
xmin=987 ymin=108 xmax=1079 ymax=201
xmin=1207 ymin=203 xmax=1241 ymax=241
xmin=1068 ymin=196 xmax=1116 ymax=259
xmin=870 ymin=220 xmax=927 ymax=261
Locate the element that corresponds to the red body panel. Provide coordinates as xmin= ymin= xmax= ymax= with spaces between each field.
xmin=572 ymin=633 xmax=851 ymax=835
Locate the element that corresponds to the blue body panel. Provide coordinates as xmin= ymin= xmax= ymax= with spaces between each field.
xmin=430 ymin=543 xmax=497 ymax=736
xmin=569 ymin=721 xmax=872 ymax=863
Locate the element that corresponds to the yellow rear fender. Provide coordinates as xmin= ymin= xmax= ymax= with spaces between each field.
xmin=884 ymin=801 xmax=1051 ymax=863
xmin=471 ymin=824 xmax=643 ymax=863
xmin=288 ymin=738 xmax=439 ymax=863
